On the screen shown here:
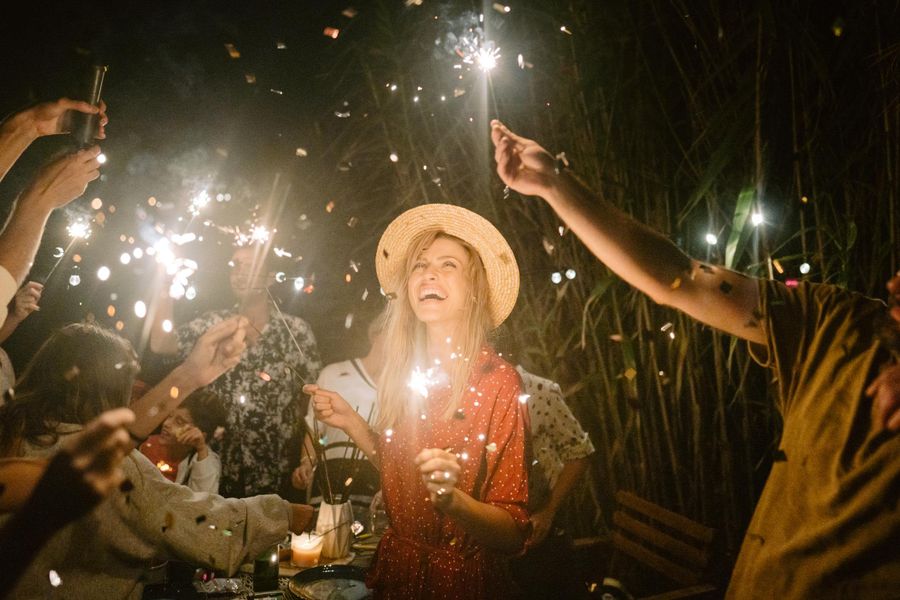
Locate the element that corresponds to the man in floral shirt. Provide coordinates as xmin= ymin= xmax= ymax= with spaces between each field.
xmin=151 ymin=245 xmax=321 ymax=497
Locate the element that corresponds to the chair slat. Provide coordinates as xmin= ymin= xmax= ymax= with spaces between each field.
xmin=615 ymin=491 xmax=714 ymax=544
xmin=611 ymin=531 xmax=700 ymax=586
xmin=613 ymin=511 xmax=709 ymax=568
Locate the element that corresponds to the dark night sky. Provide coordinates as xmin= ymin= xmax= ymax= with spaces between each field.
xmin=0 ymin=0 xmax=416 ymax=369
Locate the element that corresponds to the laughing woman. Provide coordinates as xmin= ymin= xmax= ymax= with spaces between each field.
xmin=306 ymin=204 xmax=529 ymax=599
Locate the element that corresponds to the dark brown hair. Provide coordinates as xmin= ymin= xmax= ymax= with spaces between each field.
xmin=0 ymin=323 xmax=139 ymax=455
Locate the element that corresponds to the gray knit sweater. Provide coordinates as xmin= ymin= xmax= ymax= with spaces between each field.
xmin=5 ymin=425 xmax=290 ymax=599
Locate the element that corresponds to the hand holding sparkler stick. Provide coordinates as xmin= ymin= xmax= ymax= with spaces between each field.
xmin=305 ymin=384 xmax=358 ymax=432
xmin=414 ymin=447 xmax=460 ymax=510
xmin=6 ymin=97 xmax=108 ymax=143
xmin=128 ymin=317 xmax=248 ymax=442
xmin=23 ymin=146 xmax=103 ymax=211
xmin=490 ymin=120 xmax=558 ymax=199
xmin=305 ymin=384 xmax=381 ymax=470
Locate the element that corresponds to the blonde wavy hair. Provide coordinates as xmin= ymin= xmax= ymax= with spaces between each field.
xmin=374 ymin=230 xmax=493 ymax=431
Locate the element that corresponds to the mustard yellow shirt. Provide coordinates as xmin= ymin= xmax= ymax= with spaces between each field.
xmin=728 ymin=280 xmax=900 ymax=598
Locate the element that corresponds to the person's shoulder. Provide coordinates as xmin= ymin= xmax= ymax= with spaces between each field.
xmin=477 ymin=349 xmax=522 ymax=390
xmin=514 ymin=365 xmax=561 ymax=397
xmin=279 ymin=312 xmax=316 ymax=333
xmin=317 ymin=360 xmax=353 ymax=382
xmin=184 ymin=309 xmax=231 ymax=328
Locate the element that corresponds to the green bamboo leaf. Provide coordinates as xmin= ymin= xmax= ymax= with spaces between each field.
xmin=725 ymin=188 xmax=756 ymax=269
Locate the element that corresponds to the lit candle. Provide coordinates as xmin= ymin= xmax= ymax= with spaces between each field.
xmin=290 ymin=532 xmax=324 ymax=567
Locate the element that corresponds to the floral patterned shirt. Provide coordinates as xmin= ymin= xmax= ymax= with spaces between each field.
xmin=174 ymin=307 xmax=321 ymax=497
xmin=516 ymin=366 xmax=594 ymax=511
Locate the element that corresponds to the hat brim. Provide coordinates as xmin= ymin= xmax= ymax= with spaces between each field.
xmin=375 ymin=204 xmax=519 ymax=328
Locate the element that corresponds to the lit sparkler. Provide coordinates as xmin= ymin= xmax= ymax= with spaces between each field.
xmin=67 ymin=219 xmax=91 ymax=239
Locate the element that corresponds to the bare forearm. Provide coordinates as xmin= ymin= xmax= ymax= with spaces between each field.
xmin=127 ymin=366 xmax=201 ymax=440
xmin=546 ymin=173 xmax=691 ymax=305
xmin=0 ymin=317 xmax=21 ymax=345
xmin=0 ymin=115 xmax=36 ymax=183
xmin=545 ymin=456 xmax=590 ymax=516
xmin=0 ymin=199 xmax=52 ymax=285
xmin=441 ymin=491 xmax=525 ymax=553
xmin=543 ymin=172 xmax=763 ymax=343
xmin=343 ymin=417 xmax=381 ymax=470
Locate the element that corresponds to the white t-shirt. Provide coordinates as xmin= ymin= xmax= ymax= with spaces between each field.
xmin=306 ymin=358 xmax=377 ymax=459
xmin=174 ymin=449 xmax=221 ymax=494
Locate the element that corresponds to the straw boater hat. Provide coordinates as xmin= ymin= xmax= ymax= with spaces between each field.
xmin=375 ymin=204 xmax=519 ymax=328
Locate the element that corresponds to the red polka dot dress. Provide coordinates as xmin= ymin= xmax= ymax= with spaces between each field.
xmin=366 ymin=348 xmax=530 ymax=599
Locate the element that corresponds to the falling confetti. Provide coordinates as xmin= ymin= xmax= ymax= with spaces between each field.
xmin=485 ymin=442 xmax=497 ymax=453
xmin=224 ymin=43 xmax=241 ymax=59
xmin=48 ymin=570 xmax=62 ymax=587
xmin=324 ymin=27 xmax=340 ymax=39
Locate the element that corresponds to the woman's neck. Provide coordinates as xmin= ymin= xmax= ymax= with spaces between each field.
xmin=425 ymin=321 xmax=460 ymax=366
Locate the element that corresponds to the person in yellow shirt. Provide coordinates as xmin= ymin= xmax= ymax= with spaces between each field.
xmin=492 ymin=120 xmax=900 ymax=598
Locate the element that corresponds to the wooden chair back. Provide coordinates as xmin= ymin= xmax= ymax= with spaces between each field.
xmin=611 ymin=490 xmax=715 ymax=587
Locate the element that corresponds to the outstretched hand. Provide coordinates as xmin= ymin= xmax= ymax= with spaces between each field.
xmin=886 ymin=272 xmax=900 ymax=324
xmin=24 ymin=147 xmax=103 ymax=211
xmin=20 ymin=98 xmax=108 ymax=140
xmin=62 ymin=407 xmax=135 ymax=500
xmin=10 ymin=281 xmax=42 ymax=322
xmin=490 ymin=119 xmax=557 ymax=198
xmin=866 ymin=364 xmax=900 ymax=432
xmin=305 ymin=384 xmax=357 ymax=432
xmin=180 ymin=316 xmax=247 ymax=387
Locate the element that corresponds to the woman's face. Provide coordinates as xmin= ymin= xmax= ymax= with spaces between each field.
xmin=407 ymin=236 xmax=472 ymax=330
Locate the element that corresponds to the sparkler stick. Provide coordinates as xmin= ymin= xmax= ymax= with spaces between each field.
xmin=41 ymin=238 xmax=79 ymax=283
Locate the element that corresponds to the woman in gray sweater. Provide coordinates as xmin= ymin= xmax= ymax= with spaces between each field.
xmin=0 ymin=322 xmax=312 ymax=599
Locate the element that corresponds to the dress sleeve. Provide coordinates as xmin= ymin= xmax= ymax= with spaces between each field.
xmin=121 ymin=450 xmax=288 ymax=574
xmin=480 ymin=367 xmax=530 ymax=530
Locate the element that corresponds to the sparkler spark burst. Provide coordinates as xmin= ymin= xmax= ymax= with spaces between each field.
xmin=67 ymin=220 xmax=92 ymax=239
xmin=474 ymin=46 xmax=501 ymax=72
xmin=408 ymin=366 xmax=438 ymax=399
xmin=188 ymin=190 xmax=211 ymax=216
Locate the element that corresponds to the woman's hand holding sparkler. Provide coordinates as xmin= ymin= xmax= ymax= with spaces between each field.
xmin=414 ymin=448 xmax=461 ymax=510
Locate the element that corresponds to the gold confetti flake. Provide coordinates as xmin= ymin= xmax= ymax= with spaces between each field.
xmin=670 ymin=276 xmax=682 ymax=290
xmin=224 ymin=43 xmax=241 ymax=59
xmin=323 ymin=27 xmax=340 ymax=39
xmin=169 ymin=386 xmax=179 ymax=399
xmin=485 ymin=442 xmax=497 ymax=453
xmin=624 ymin=368 xmax=637 ymax=380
